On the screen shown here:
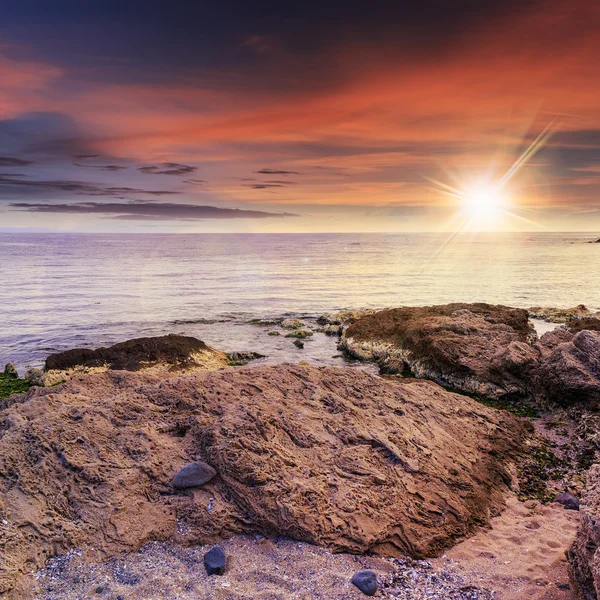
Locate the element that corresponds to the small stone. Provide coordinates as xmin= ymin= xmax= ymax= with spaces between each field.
xmin=293 ymin=340 xmax=304 ymax=349
xmin=3 ymin=363 xmax=18 ymax=378
xmin=25 ymin=368 xmax=46 ymax=387
xmin=557 ymin=582 xmax=570 ymax=590
xmin=204 ymin=545 xmax=226 ymax=576
xmin=172 ymin=462 xmax=216 ymax=489
xmin=351 ymin=570 xmax=378 ymax=596
xmin=95 ymin=584 xmax=104 ymax=594
xmin=117 ymin=596 xmax=125 ymax=600
xmin=553 ymin=492 xmax=580 ymax=510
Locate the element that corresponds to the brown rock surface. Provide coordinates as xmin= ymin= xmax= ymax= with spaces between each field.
xmin=568 ymin=464 xmax=600 ymax=600
xmin=534 ymin=330 xmax=600 ymax=408
xmin=0 ymin=364 xmax=528 ymax=596
xmin=341 ymin=303 xmax=536 ymax=399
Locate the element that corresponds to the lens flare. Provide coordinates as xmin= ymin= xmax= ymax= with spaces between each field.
xmin=462 ymin=183 xmax=504 ymax=225
xmin=427 ymin=118 xmax=560 ymax=234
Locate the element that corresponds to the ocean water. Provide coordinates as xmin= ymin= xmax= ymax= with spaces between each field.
xmin=1 ymin=232 xmax=599 ymax=371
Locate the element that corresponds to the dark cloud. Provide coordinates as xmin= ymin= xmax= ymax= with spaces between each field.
xmin=255 ymin=168 xmax=300 ymax=175
xmin=139 ymin=162 xmax=197 ymax=175
xmin=247 ymin=183 xmax=287 ymax=189
xmin=9 ymin=201 xmax=297 ymax=220
xmin=184 ymin=178 xmax=208 ymax=184
xmin=0 ymin=157 xmax=33 ymax=167
xmin=0 ymin=174 xmax=178 ymax=197
xmin=73 ymin=154 xmax=100 ymax=159
xmin=73 ymin=163 xmax=128 ymax=171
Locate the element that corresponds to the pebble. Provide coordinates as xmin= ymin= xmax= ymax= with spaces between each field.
xmin=204 ymin=546 xmax=226 ymax=576
xmin=553 ymin=491 xmax=580 ymax=511
xmin=351 ymin=570 xmax=378 ymax=596
xmin=172 ymin=462 xmax=216 ymax=489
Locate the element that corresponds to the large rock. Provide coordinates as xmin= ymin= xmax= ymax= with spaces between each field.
xmin=341 ymin=303 xmax=536 ymax=399
xmin=534 ymin=330 xmax=600 ymax=408
xmin=41 ymin=334 xmax=228 ymax=385
xmin=0 ymin=365 xmax=528 ymax=596
xmin=568 ymin=465 xmax=600 ymax=599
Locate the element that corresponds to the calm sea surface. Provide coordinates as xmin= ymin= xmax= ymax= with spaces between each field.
xmin=1 ymin=232 xmax=599 ymax=371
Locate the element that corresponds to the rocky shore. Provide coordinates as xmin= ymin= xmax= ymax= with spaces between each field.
xmin=2 ymin=303 xmax=600 ymax=599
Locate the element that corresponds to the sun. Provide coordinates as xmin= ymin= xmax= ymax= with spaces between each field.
xmin=462 ymin=182 xmax=505 ymax=226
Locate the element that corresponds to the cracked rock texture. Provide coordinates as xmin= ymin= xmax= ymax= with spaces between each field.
xmin=0 ymin=364 xmax=527 ymax=597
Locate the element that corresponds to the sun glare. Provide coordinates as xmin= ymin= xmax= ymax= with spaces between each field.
xmin=462 ymin=183 xmax=505 ymax=225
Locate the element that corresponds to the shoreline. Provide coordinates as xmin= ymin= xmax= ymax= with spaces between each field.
xmin=2 ymin=302 xmax=600 ymax=599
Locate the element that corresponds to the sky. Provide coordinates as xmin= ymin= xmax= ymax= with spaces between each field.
xmin=0 ymin=0 xmax=599 ymax=233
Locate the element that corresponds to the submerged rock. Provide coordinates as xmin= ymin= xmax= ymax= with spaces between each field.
xmin=227 ymin=352 xmax=265 ymax=366
xmin=0 ymin=364 xmax=527 ymax=594
xmin=341 ymin=303 xmax=536 ymax=399
xmin=351 ymin=570 xmax=378 ymax=596
xmin=281 ymin=318 xmax=305 ymax=329
xmin=284 ymin=330 xmax=313 ymax=339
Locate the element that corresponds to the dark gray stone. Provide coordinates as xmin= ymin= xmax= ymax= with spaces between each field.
xmin=351 ymin=570 xmax=378 ymax=596
xmin=204 ymin=545 xmax=226 ymax=576
xmin=553 ymin=491 xmax=580 ymax=511
xmin=293 ymin=339 xmax=304 ymax=349
xmin=172 ymin=462 xmax=216 ymax=489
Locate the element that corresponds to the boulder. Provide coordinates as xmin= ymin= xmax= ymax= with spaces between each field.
xmin=45 ymin=334 xmax=227 ymax=372
xmin=0 ymin=365 xmax=528 ymax=595
xmin=568 ymin=465 xmax=600 ymax=599
xmin=534 ymin=330 xmax=600 ymax=408
xmin=341 ymin=303 xmax=536 ymax=399
xmin=38 ymin=335 xmax=229 ymax=386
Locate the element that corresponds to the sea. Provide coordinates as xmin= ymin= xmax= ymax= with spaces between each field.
xmin=1 ymin=232 xmax=599 ymax=372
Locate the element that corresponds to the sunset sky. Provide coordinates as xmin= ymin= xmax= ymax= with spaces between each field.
xmin=1 ymin=0 xmax=599 ymax=232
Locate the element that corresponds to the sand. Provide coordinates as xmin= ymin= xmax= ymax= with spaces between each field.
xmin=434 ymin=495 xmax=579 ymax=600
xmin=29 ymin=494 xmax=578 ymax=600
